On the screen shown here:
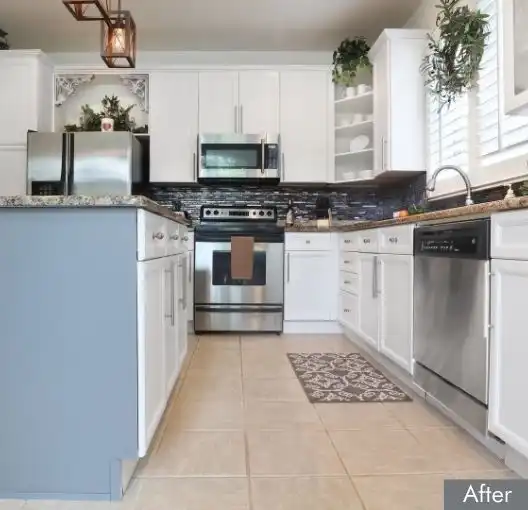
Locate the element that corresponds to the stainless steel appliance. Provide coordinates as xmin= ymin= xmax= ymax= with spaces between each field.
xmin=27 ymin=131 xmax=142 ymax=196
xmin=194 ymin=204 xmax=284 ymax=333
xmin=197 ymin=134 xmax=281 ymax=185
xmin=413 ymin=219 xmax=491 ymax=435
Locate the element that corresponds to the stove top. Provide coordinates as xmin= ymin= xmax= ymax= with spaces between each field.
xmin=199 ymin=204 xmax=278 ymax=223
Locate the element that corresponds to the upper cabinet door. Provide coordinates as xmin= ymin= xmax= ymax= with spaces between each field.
xmin=149 ymin=72 xmax=199 ymax=183
xmin=369 ymin=30 xmax=427 ymax=174
xmin=238 ymin=71 xmax=279 ymax=134
xmin=198 ymin=71 xmax=239 ymax=133
xmin=280 ymin=70 xmax=330 ymax=183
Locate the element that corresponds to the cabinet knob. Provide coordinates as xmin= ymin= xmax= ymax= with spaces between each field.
xmin=170 ymin=234 xmax=179 ymax=241
xmin=344 ymin=280 xmax=351 ymax=284
xmin=344 ymin=260 xmax=350 ymax=264
xmin=344 ymin=239 xmax=350 ymax=244
xmin=389 ymin=237 xmax=398 ymax=243
xmin=363 ymin=238 xmax=370 ymax=244
xmin=305 ymin=240 xmax=311 ymax=244
xmin=183 ymin=236 xmax=189 ymax=241
xmin=152 ymin=232 xmax=165 ymax=240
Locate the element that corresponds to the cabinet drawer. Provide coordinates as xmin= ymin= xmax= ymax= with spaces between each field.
xmin=137 ymin=210 xmax=168 ymax=261
xmin=491 ymin=210 xmax=528 ymax=260
xmin=378 ymin=225 xmax=414 ymax=254
xmin=340 ymin=232 xmax=359 ymax=251
xmin=285 ymin=233 xmax=331 ymax=251
xmin=166 ymin=221 xmax=182 ymax=256
xmin=339 ymin=271 xmax=359 ymax=295
xmin=358 ymin=230 xmax=379 ymax=252
xmin=339 ymin=291 xmax=359 ymax=329
xmin=340 ymin=251 xmax=359 ymax=273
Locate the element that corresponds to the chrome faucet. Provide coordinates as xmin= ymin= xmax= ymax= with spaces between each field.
xmin=426 ymin=165 xmax=474 ymax=206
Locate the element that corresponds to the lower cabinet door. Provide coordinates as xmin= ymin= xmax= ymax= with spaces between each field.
xmin=137 ymin=258 xmax=166 ymax=457
xmin=488 ymin=259 xmax=528 ymax=459
xmin=285 ymin=251 xmax=333 ymax=321
xmin=358 ymin=253 xmax=380 ymax=349
xmin=164 ymin=256 xmax=179 ymax=397
xmin=339 ymin=291 xmax=359 ymax=332
xmin=379 ymin=254 xmax=413 ymax=373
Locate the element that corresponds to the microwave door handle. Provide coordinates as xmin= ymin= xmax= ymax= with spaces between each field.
xmin=261 ymin=137 xmax=265 ymax=174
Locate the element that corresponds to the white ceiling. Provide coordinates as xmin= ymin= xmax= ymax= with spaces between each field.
xmin=0 ymin=0 xmax=421 ymax=52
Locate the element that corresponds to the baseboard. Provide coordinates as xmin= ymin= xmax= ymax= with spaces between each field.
xmin=283 ymin=321 xmax=341 ymax=334
xmin=505 ymin=446 xmax=528 ymax=479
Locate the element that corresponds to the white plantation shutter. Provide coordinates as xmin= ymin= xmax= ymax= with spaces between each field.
xmin=477 ymin=0 xmax=528 ymax=156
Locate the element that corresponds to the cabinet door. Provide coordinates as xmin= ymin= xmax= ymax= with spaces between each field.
xmin=379 ymin=254 xmax=413 ymax=372
xmin=198 ymin=71 xmax=239 ymax=133
xmin=150 ymin=72 xmax=199 ymax=183
xmin=489 ymin=259 xmax=528 ymax=459
xmin=164 ymin=257 xmax=179 ymax=397
xmin=358 ymin=254 xmax=380 ymax=349
xmin=178 ymin=254 xmax=189 ymax=366
xmin=285 ymin=251 xmax=333 ymax=321
xmin=137 ymin=259 xmax=165 ymax=457
xmin=372 ymin=40 xmax=389 ymax=175
xmin=238 ymin=71 xmax=279 ymax=134
xmin=279 ymin=71 xmax=330 ymax=183
xmin=0 ymin=147 xmax=27 ymax=195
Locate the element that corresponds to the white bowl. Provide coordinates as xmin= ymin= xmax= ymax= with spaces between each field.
xmin=356 ymin=84 xmax=372 ymax=95
xmin=346 ymin=86 xmax=356 ymax=98
xmin=350 ymin=135 xmax=370 ymax=152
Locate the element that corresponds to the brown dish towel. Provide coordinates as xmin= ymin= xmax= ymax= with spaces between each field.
xmin=231 ymin=236 xmax=254 ymax=280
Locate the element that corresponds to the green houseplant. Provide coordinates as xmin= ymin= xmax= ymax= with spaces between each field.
xmin=421 ymin=0 xmax=490 ymax=110
xmin=332 ymin=36 xmax=372 ymax=86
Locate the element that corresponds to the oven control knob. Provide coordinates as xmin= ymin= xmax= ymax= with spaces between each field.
xmin=205 ymin=210 xmax=211 ymax=215
xmin=259 ymin=211 xmax=265 ymax=216
xmin=267 ymin=211 xmax=273 ymax=217
xmin=213 ymin=210 xmax=219 ymax=215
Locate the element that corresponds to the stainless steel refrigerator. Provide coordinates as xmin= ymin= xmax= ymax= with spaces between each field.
xmin=27 ymin=132 xmax=142 ymax=196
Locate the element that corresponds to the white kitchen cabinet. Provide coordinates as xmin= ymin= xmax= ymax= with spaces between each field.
xmin=379 ymin=254 xmax=413 ymax=372
xmin=491 ymin=209 xmax=528 ymax=261
xmin=149 ymin=72 xmax=199 ymax=183
xmin=285 ymin=251 xmax=333 ymax=321
xmin=0 ymin=50 xmax=53 ymax=147
xmin=358 ymin=253 xmax=380 ymax=349
xmin=339 ymin=291 xmax=359 ymax=331
xmin=279 ymin=70 xmax=331 ymax=183
xmin=369 ymin=29 xmax=427 ymax=175
xmin=238 ymin=71 xmax=279 ymax=134
xmin=137 ymin=257 xmax=166 ymax=457
xmin=198 ymin=71 xmax=279 ymax=134
xmin=488 ymin=259 xmax=528 ymax=459
xmin=0 ymin=147 xmax=27 ymax=195
xmin=501 ymin=0 xmax=528 ymax=115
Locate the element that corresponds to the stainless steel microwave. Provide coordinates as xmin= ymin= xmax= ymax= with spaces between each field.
xmin=197 ymin=133 xmax=281 ymax=185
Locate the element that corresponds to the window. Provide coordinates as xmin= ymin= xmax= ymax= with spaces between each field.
xmin=477 ymin=0 xmax=528 ymax=157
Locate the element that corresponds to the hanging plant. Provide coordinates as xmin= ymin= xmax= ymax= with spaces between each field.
xmin=421 ymin=0 xmax=490 ymax=111
xmin=332 ymin=36 xmax=372 ymax=86
xmin=64 ymin=95 xmax=141 ymax=132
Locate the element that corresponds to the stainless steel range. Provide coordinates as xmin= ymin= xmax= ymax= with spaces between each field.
xmin=193 ymin=204 xmax=285 ymax=333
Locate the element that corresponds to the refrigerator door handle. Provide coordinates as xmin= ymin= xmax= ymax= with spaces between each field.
xmin=60 ymin=133 xmax=68 ymax=195
xmin=65 ymin=133 xmax=75 ymax=195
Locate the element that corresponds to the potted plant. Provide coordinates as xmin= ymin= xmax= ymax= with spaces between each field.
xmin=421 ymin=0 xmax=490 ymax=111
xmin=0 ymin=28 xmax=9 ymax=50
xmin=332 ymin=36 xmax=372 ymax=88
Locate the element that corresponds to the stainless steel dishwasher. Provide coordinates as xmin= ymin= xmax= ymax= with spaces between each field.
xmin=413 ymin=218 xmax=490 ymax=435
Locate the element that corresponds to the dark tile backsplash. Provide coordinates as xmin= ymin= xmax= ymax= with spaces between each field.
xmin=146 ymin=174 xmax=427 ymax=224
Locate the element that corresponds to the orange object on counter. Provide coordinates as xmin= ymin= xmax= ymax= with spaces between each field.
xmin=398 ymin=210 xmax=409 ymax=217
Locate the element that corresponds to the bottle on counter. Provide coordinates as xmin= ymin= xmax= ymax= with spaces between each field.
xmin=285 ymin=200 xmax=295 ymax=226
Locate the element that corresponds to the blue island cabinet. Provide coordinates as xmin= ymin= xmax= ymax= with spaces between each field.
xmin=0 ymin=205 xmax=188 ymax=501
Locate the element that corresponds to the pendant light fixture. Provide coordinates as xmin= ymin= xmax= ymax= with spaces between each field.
xmin=100 ymin=0 xmax=137 ymax=68
xmin=62 ymin=0 xmax=112 ymax=25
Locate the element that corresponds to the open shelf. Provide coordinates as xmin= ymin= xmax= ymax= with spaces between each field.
xmin=335 ymin=148 xmax=374 ymax=158
xmin=335 ymin=120 xmax=374 ymax=138
xmin=335 ymin=92 xmax=374 ymax=114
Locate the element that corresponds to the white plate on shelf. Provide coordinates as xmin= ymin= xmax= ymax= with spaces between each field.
xmin=350 ymin=135 xmax=370 ymax=152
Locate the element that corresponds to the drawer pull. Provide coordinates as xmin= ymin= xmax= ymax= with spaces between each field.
xmin=343 ymin=308 xmax=351 ymax=313
xmin=344 ymin=260 xmax=350 ymax=264
xmin=183 ymin=236 xmax=189 ymax=242
xmin=152 ymin=232 xmax=165 ymax=240
xmin=305 ymin=240 xmax=311 ymax=244
xmin=344 ymin=239 xmax=351 ymax=244
xmin=389 ymin=237 xmax=398 ymax=243
xmin=170 ymin=234 xmax=179 ymax=241
xmin=363 ymin=238 xmax=370 ymax=244
xmin=344 ymin=280 xmax=351 ymax=284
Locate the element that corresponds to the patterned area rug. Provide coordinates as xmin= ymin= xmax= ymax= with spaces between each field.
xmin=287 ymin=352 xmax=412 ymax=403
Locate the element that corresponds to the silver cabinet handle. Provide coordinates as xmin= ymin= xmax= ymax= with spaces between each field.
xmin=183 ymin=235 xmax=189 ymax=242
xmin=234 ymin=105 xmax=238 ymax=132
xmin=193 ymin=152 xmax=196 ymax=181
xmin=164 ymin=267 xmax=175 ymax=325
xmin=170 ymin=234 xmax=179 ymax=241
xmin=287 ymin=252 xmax=291 ymax=283
xmin=343 ymin=308 xmax=350 ymax=313
xmin=281 ymin=153 xmax=285 ymax=181
xmin=344 ymin=280 xmax=351 ymax=284
xmin=363 ymin=238 xmax=371 ymax=244
xmin=388 ymin=236 xmax=398 ymax=243
xmin=188 ymin=253 xmax=192 ymax=283
xmin=344 ymin=260 xmax=350 ymax=264
xmin=381 ymin=136 xmax=385 ymax=171
xmin=153 ymin=232 xmax=164 ymax=240
xmin=372 ymin=255 xmax=378 ymax=298
xmin=240 ymin=105 xmax=243 ymax=133
xmin=344 ymin=239 xmax=351 ymax=244
xmin=305 ymin=240 xmax=311 ymax=244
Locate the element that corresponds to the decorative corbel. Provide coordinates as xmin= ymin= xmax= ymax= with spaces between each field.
xmin=55 ymin=74 xmax=95 ymax=106
xmin=119 ymin=74 xmax=149 ymax=112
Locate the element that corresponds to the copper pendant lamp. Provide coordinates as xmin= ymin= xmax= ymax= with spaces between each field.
xmin=62 ymin=0 xmax=112 ymax=25
xmin=100 ymin=1 xmax=137 ymax=69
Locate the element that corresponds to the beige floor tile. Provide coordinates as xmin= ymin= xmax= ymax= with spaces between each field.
xmin=133 ymin=477 xmax=249 ymax=510
xmin=385 ymin=400 xmax=456 ymax=429
xmin=196 ymin=335 xmax=240 ymax=351
xmin=281 ymin=334 xmax=359 ymax=353
xmin=186 ymin=350 xmax=242 ymax=377
xmin=23 ymin=499 xmax=135 ymax=510
xmin=178 ymin=375 xmax=243 ymax=402
xmin=411 ymin=428 xmax=506 ymax=472
xmin=242 ymin=351 xmax=296 ymax=379
xmin=315 ymin=403 xmax=404 ymax=430
xmin=330 ymin=429 xmax=440 ymax=475
xmin=243 ymin=378 xmax=307 ymax=402
xmin=165 ymin=399 xmax=244 ymax=431
xmin=0 ymin=502 xmax=25 ymax=510
xmin=139 ymin=431 xmax=246 ymax=477
xmin=247 ymin=430 xmax=345 ymax=476
xmin=353 ymin=474 xmax=447 ymax=510
xmin=251 ymin=477 xmax=364 ymax=510
xmin=244 ymin=401 xmax=323 ymax=430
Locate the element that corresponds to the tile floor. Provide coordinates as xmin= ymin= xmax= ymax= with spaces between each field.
xmin=1 ymin=334 xmax=516 ymax=510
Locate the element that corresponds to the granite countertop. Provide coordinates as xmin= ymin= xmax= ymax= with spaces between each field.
xmin=285 ymin=197 xmax=528 ymax=233
xmin=0 ymin=195 xmax=190 ymax=226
